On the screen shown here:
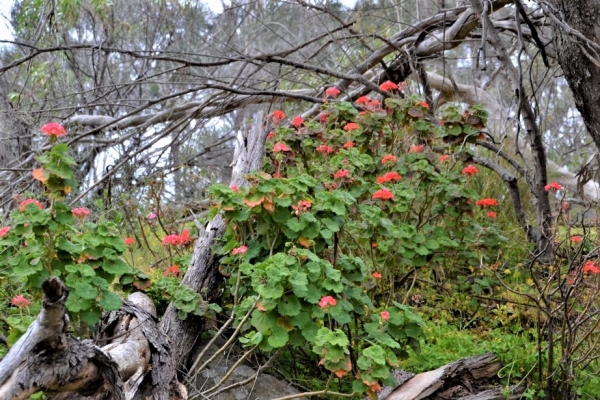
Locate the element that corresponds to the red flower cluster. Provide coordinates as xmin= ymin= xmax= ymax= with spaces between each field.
xmin=544 ymin=182 xmax=562 ymax=191
xmin=41 ymin=122 xmax=67 ymax=137
xmin=372 ymin=188 xmax=394 ymax=201
xmin=343 ymin=122 xmax=360 ymax=131
xmin=0 ymin=226 xmax=10 ymax=237
xmin=440 ymin=154 xmax=450 ymax=162
xmin=325 ymin=87 xmax=341 ymax=98
xmin=124 ymin=237 xmax=135 ymax=245
xmin=232 ymin=245 xmax=248 ymax=255
xmin=164 ymin=265 xmax=181 ymax=277
xmin=487 ymin=211 xmax=497 ymax=219
xmin=11 ymin=294 xmax=31 ymax=309
xmin=368 ymin=99 xmax=382 ymax=109
xmin=376 ymin=171 xmax=401 ymax=184
xmin=319 ymin=296 xmax=337 ymax=308
xmin=343 ymin=141 xmax=354 ymax=149
xmin=292 ymin=200 xmax=312 ymax=215
xmin=571 ymin=236 xmax=583 ymax=243
xmin=355 ymin=96 xmax=370 ymax=105
xmin=273 ymin=142 xmax=291 ymax=152
xmin=334 ymin=169 xmax=350 ymax=179
xmin=409 ymin=144 xmax=424 ymax=153
xmin=19 ymin=199 xmax=43 ymax=212
xmin=418 ymin=101 xmax=429 ymax=109
xmin=372 ymin=272 xmax=382 ymax=279
xmin=272 ymin=110 xmax=285 ymax=123
xmin=316 ymin=145 xmax=333 ymax=154
xmin=381 ymin=154 xmax=397 ymax=164
xmin=583 ymin=261 xmax=600 ymax=274
xmin=71 ymin=207 xmax=91 ymax=220
xmin=319 ymin=113 xmax=328 ymax=123
xmin=379 ymin=81 xmax=398 ymax=91
xmin=476 ymin=198 xmax=499 ymax=207
xmin=291 ymin=116 xmax=304 ymax=127
xmin=462 ymin=165 xmax=479 ymax=176
xmin=380 ymin=311 xmax=390 ymax=321
xmin=162 ymin=229 xmax=193 ymax=246
xmin=266 ymin=131 xmax=276 ymax=140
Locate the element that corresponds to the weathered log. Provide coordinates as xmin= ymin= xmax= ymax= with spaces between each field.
xmin=0 ymin=277 xmax=186 ymax=400
xmin=384 ymin=353 xmax=525 ymax=400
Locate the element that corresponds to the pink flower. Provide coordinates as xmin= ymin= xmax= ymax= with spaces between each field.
xmin=373 ymin=188 xmax=394 ymax=201
xmin=19 ymin=199 xmax=43 ymax=212
xmin=291 ymin=116 xmax=304 ymax=127
xmin=376 ymin=171 xmax=401 ymax=184
xmin=356 ymin=96 xmax=370 ymax=105
xmin=232 ymin=245 xmax=248 ymax=256
xmin=334 ymin=169 xmax=350 ymax=179
xmin=124 ymin=237 xmax=135 ymax=245
xmin=571 ymin=236 xmax=583 ymax=243
xmin=409 ymin=144 xmax=424 ymax=153
xmin=372 ymin=272 xmax=382 ymax=279
xmin=292 ymin=200 xmax=312 ymax=215
xmin=11 ymin=294 xmax=31 ymax=309
xmin=462 ymin=165 xmax=479 ymax=176
xmin=273 ymin=142 xmax=291 ymax=152
xmin=0 ymin=226 xmax=10 ymax=237
xmin=71 ymin=207 xmax=91 ymax=220
xmin=316 ymin=145 xmax=333 ymax=154
xmin=40 ymin=122 xmax=67 ymax=137
xmin=343 ymin=122 xmax=360 ymax=131
xmin=544 ymin=182 xmax=562 ymax=191
xmin=325 ymin=87 xmax=341 ymax=98
xmin=272 ymin=110 xmax=285 ymax=123
xmin=476 ymin=198 xmax=499 ymax=207
xmin=319 ymin=296 xmax=337 ymax=308
xmin=162 ymin=229 xmax=193 ymax=246
xmin=380 ymin=311 xmax=390 ymax=321
xmin=487 ymin=211 xmax=497 ymax=219
xmin=266 ymin=131 xmax=276 ymax=140
xmin=231 ymin=185 xmax=239 ymax=192
xmin=381 ymin=154 xmax=397 ymax=164
xmin=379 ymin=81 xmax=398 ymax=91
xmin=343 ymin=141 xmax=354 ymax=149
xmin=147 ymin=212 xmax=157 ymax=222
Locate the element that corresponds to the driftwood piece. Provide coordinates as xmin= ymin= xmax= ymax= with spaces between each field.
xmin=0 ymin=277 xmax=186 ymax=400
xmin=384 ymin=353 xmax=525 ymax=400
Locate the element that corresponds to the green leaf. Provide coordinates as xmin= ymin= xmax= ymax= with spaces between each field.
xmin=287 ymin=218 xmax=306 ymax=232
xmin=74 ymin=282 xmax=98 ymax=300
xmin=268 ymin=325 xmax=289 ymax=348
xmin=99 ymin=291 xmax=122 ymax=311
xmin=102 ymin=258 xmax=130 ymax=275
xmin=278 ymin=295 xmax=302 ymax=316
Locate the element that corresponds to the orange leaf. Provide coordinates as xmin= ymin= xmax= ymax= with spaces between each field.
xmin=256 ymin=302 xmax=267 ymax=312
xmin=333 ymin=369 xmax=348 ymax=378
xmin=243 ymin=196 xmax=265 ymax=207
xmin=32 ymin=168 xmax=48 ymax=183
xmin=298 ymin=236 xmax=311 ymax=248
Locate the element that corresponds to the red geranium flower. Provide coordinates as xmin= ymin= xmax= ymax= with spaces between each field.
xmin=11 ymin=294 xmax=31 ymax=309
xmin=440 ymin=154 xmax=450 ymax=162
xmin=19 ymin=199 xmax=43 ymax=212
xmin=583 ymin=261 xmax=600 ymax=274
xmin=266 ymin=131 xmax=276 ymax=140
xmin=372 ymin=188 xmax=394 ymax=201
xmin=124 ymin=237 xmax=135 ymax=245
xmin=273 ymin=142 xmax=291 ymax=152
xmin=409 ymin=144 xmax=424 ymax=153
xmin=343 ymin=122 xmax=360 ymax=131
xmin=334 ymin=169 xmax=350 ymax=179
xmin=232 ymin=245 xmax=248 ymax=255
xmin=355 ymin=96 xmax=370 ymax=105
xmin=368 ymin=99 xmax=382 ymax=109
xmin=272 ymin=110 xmax=285 ymax=123
xmin=379 ymin=81 xmax=398 ymax=91
xmin=319 ymin=113 xmax=328 ymax=123
xmin=544 ymin=182 xmax=562 ymax=191
xmin=487 ymin=211 xmax=497 ymax=219
xmin=376 ymin=171 xmax=401 ymax=184
xmin=316 ymin=145 xmax=333 ymax=154
xmin=164 ymin=265 xmax=182 ymax=277
xmin=291 ymin=116 xmax=304 ymax=127
xmin=319 ymin=296 xmax=337 ymax=308
xmin=381 ymin=154 xmax=397 ymax=164
xmin=571 ymin=236 xmax=583 ymax=243
xmin=462 ymin=165 xmax=479 ymax=176
xmin=325 ymin=87 xmax=341 ymax=98
xmin=380 ymin=311 xmax=390 ymax=321
xmin=71 ymin=207 xmax=91 ymax=220
xmin=418 ymin=101 xmax=429 ymax=109
xmin=372 ymin=272 xmax=382 ymax=279
xmin=343 ymin=141 xmax=354 ymax=149
xmin=476 ymin=198 xmax=499 ymax=207
xmin=41 ymin=122 xmax=67 ymax=137
xmin=0 ymin=226 xmax=10 ymax=237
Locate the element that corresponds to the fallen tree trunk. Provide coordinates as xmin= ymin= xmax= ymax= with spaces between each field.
xmin=384 ymin=353 xmax=525 ymax=400
xmin=0 ymin=277 xmax=186 ymax=400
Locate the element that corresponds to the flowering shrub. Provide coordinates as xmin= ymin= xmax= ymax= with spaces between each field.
xmin=208 ymin=94 xmax=505 ymax=396
xmin=0 ymin=124 xmax=148 ymax=334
